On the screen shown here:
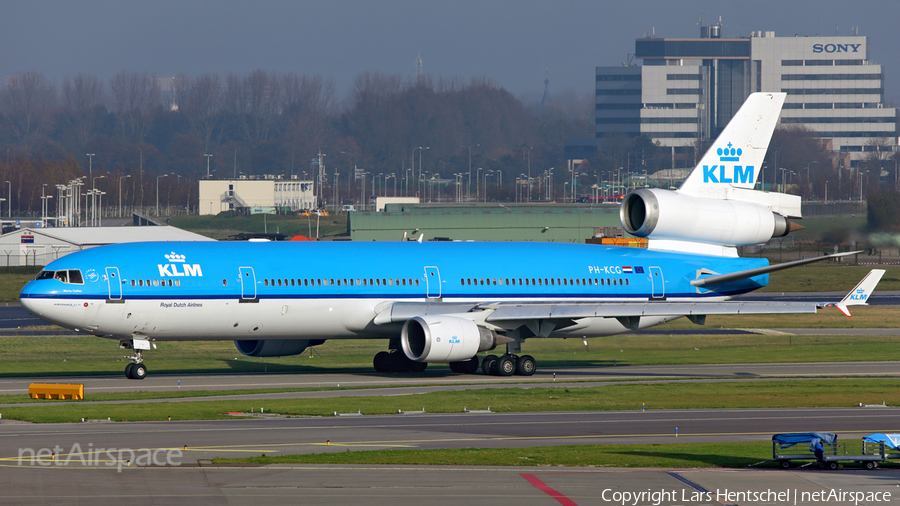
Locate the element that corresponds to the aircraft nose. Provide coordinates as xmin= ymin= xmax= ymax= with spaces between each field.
xmin=19 ymin=281 xmax=39 ymax=316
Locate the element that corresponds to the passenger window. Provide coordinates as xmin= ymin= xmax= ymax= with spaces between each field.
xmin=153 ymin=279 xmax=159 ymax=287
xmin=175 ymin=279 xmax=180 ymax=287
xmin=376 ymin=279 xmax=381 ymax=286
xmin=619 ymin=278 xmax=623 ymax=285
xmin=291 ymin=279 xmax=295 ymax=286
xmin=415 ymin=278 xmax=419 ymax=286
xmin=264 ymin=279 xmax=269 ymax=286
xmin=389 ymin=278 xmax=394 ymax=286
xmin=131 ymin=279 xmax=136 ymax=287
xmin=139 ymin=279 xmax=144 ymax=287
xmin=277 ymin=279 xmax=282 ymax=286
xmin=222 ymin=279 xmax=227 ymax=286
xmin=168 ymin=279 xmax=173 ymax=287
xmin=625 ymin=279 xmax=629 ymax=286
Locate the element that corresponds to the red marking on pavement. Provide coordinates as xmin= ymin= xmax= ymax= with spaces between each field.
xmin=520 ymin=473 xmax=578 ymax=506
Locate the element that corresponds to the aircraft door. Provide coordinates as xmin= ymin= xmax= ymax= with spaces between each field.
xmin=650 ymin=266 xmax=664 ymax=299
xmin=424 ymin=266 xmax=441 ymax=298
xmin=106 ymin=267 xmax=122 ymax=300
xmin=239 ymin=267 xmax=257 ymax=300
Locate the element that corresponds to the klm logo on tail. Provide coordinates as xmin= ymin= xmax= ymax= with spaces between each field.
xmin=702 ymin=143 xmax=754 ymax=184
xmin=847 ymin=288 xmax=868 ymax=302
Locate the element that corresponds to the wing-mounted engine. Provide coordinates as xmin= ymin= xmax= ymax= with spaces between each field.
xmin=620 ymin=189 xmax=803 ymax=248
xmin=234 ymin=339 xmax=324 ymax=357
xmin=401 ymin=315 xmax=509 ymax=363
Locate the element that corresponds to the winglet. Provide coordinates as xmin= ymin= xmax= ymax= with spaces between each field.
xmin=835 ymin=269 xmax=885 ymax=317
xmin=417 ymin=233 xmax=424 ymax=244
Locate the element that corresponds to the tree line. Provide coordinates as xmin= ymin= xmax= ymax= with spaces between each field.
xmin=0 ymin=70 xmax=597 ymax=213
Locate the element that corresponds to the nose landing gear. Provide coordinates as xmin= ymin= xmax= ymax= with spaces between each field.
xmin=120 ymin=338 xmax=153 ymax=380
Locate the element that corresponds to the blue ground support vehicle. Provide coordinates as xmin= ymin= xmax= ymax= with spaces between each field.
xmin=773 ymin=433 xmax=885 ymax=470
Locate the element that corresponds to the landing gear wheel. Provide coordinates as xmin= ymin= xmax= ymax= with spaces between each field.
xmin=373 ymin=351 xmax=390 ymax=372
xmin=461 ymin=356 xmax=480 ymax=374
xmin=780 ymin=460 xmax=791 ymax=469
xmin=408 ymin=361 xmax=427 ymax=373
xmin=496 ymin=355 xmax=516 ymax=376
xmin=386 ymin=352 xmax=411 ymax=373
xmin=131 ymin=363 xmax=147 ymax=380
xmin=828 ymin=462 xmax=839 ymax=470
xmin=450 ymin=356 xmax=480 ymax=374
xmin=482 ymin=355 xmax=498 ymax=375
xmin=863 ymin=461 xmax=876 ymax=470
xmin=516 ymin=355 xmax=536 ymax=376
xmin=125 ymin=363 xmax=136 ymax=379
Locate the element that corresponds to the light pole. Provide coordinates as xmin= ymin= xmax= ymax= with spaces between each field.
xmin=119 ymin=175 xmax=131 ymax=217
xmin=414 ymin=147 xmax=429 ymax=199
xmin=91 ymin=175 xmax=105 ymax=226
xmin=86 ymin=153 xmax=95 ymax=177
xmin=547 ymin=168 xmax=553 ymax=200
xmin=156 ymin=174 xmax=168 ymax=216
xmin=825 ymin=180 xmax=828 ymax=204
xmin=5 ymin=181 xmax=10 ymax=221
xmin=779 ymin=167 xmax=786 ymax=193
xmin=97 ymin=191 xmax=105 ymax=226
xmin=204 ymin=154 xmax=213 ymax=178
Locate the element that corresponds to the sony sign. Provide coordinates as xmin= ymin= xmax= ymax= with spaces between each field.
xmin=812 ymin=43 xmax=861 ymax=53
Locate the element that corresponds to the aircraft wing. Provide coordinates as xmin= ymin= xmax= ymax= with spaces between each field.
xmin=373 ymin=270 xmax=884 ymax=331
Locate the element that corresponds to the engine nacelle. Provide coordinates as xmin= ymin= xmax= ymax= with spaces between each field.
xmin=401 ymin=315 xmax=501 ymax=363
xmin=234 ymin=339 xmax=324 ymax=357
xmin=620 ymin=189 xmax=795 ymax=247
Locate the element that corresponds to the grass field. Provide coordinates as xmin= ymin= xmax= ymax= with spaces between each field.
xmin=214 ymin=442 xmax=775 ymax=468
xmin=168 ymin=213 xmax=349 ymax=240
xmin=2 ymin=378 xmax=900 ymax=423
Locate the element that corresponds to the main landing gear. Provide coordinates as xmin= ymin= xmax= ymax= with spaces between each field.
xmin=480 ymin=354 xmax=536 ymax=376
xmin=120 ymin=338 xmax=153 ymax=380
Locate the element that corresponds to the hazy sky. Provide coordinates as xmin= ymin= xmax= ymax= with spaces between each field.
xmin=3 ymin=0 xmax=899 ymax=104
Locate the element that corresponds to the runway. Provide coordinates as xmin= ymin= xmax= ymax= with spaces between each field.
xmin=1 ymin=408 xmax=898 ymax=505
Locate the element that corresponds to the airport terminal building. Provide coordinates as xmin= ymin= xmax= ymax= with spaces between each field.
xmin=593 ymin=25 xmax=897 ymax=167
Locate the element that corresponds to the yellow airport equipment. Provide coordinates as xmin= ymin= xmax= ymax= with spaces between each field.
xmin=28 ymin=383 xmax=84 ymax=400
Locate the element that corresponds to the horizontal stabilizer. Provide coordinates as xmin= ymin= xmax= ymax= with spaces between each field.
xmin=690 ymin=251 xmax=860 ymax=288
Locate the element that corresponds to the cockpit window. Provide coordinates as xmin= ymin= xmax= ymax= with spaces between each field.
xmin=35 ymin=269 xmax=84 ymax=284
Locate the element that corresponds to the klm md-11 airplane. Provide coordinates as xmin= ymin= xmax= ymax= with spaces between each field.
xmin=20 ymin=93 xmax=884 ymax=380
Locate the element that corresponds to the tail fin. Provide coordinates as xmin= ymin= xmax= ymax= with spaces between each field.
xmin=680 ymin=92 xmax=786 ymax=196
xmin=836 ymin=269 xmax=885 ymax=317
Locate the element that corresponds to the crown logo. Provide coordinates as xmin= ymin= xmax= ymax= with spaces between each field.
xmin=857 ymin=288 xmax=865 ymax=294
xmin=717 ymin=142 xmax=742 ymax=162
xmin=164 ymin=252 xmax=187 ymax=263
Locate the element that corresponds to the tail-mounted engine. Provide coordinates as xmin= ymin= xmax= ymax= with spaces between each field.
xmin=620 ymin=189 xmax=801 ymax=248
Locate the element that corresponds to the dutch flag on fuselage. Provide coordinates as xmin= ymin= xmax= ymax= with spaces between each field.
xmin=622 ymin=266 xmax=633 ymax=274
